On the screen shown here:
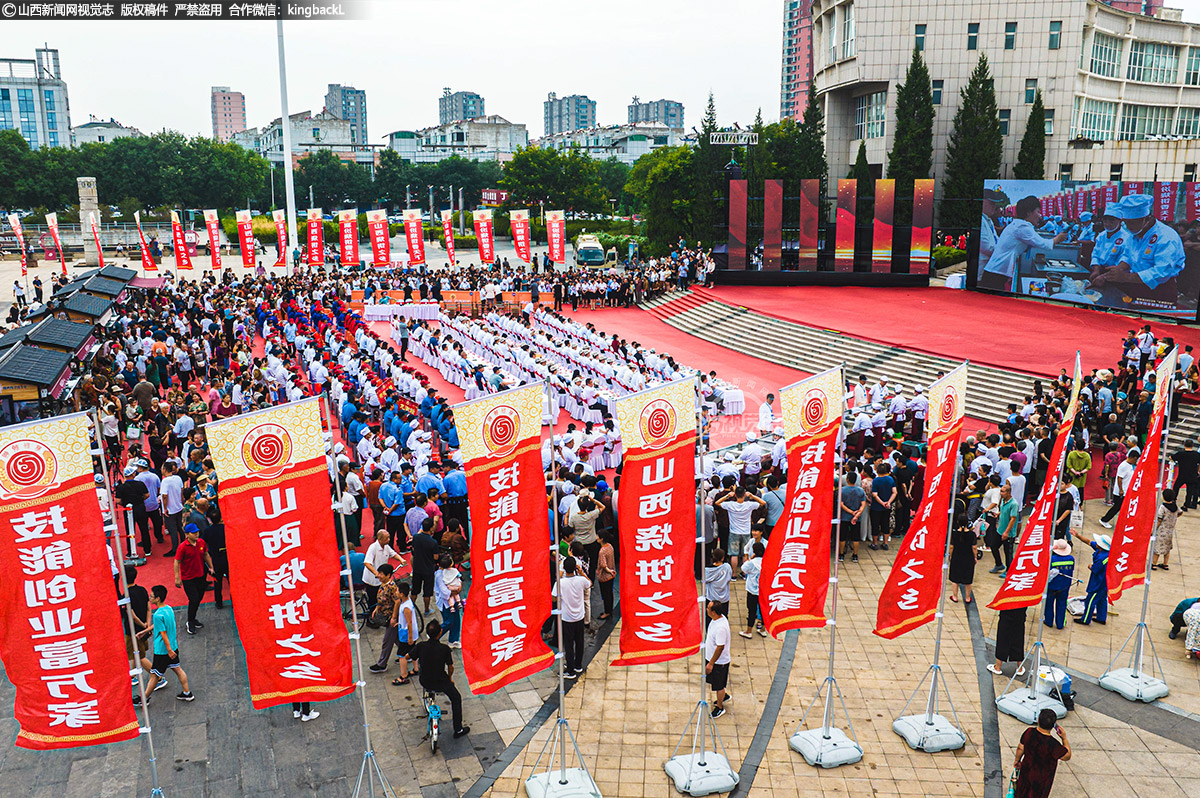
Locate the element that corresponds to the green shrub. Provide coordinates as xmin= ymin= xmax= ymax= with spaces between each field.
xmin=932 ymin=245 xmax=967 ymax=270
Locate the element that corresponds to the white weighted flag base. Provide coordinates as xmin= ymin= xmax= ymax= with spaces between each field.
xmin=525 ymin=769 xmax=602 ymax=798
xmin=996 ymin=689 xmax=1066 ymax=725
xmin=1099 ymin=668 xmax=1169 ymax=703
xmin=663 ymin=751 xmax=739 ymax=796
xmin=892 ymin=714 xmax=967 ymax=753
xmin=789 ymin=727 xmax=863 ymax=768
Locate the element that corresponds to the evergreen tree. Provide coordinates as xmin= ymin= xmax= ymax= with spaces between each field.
xmin=1013 ymin=90 xmax=1046 ymax=180
xmin=691 ymin=92 xmax=723 ymax=245
xmin=795 ymin=85 xmax=828 ymax=187
xmin=848 ymin=141 xmax=874 ymax=221
xmin=940 ymin=54 xmax=1003 ymax=231
xmin=887 ymin=48 xmax=934 ymax=225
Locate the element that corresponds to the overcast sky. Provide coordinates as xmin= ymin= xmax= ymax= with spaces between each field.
xmin=9 ymin=0 xmax=1200 ymax=142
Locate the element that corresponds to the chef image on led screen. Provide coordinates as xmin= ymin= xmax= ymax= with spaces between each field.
xmin=1089 ymin=193 xmax=1186 ymax=302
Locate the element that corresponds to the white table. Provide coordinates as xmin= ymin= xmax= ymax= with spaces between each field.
xmin=362 ymin=303 xmax=439 ymax=321
xmin=723 ymin=389 xmax=745 ymax=415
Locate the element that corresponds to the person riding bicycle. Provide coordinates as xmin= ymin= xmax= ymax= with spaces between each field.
xmin=415 ymin=620 xmax=469 ymax=739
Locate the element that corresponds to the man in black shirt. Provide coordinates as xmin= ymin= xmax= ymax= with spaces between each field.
xmin=416 ymin=620 xmax=469 ymax=738
xmin=410 ymin=518 xmax=440 ymax=614
xmin=115 ymin=468 xmax=153 ymax=553
xmin=123 ymin=564 xmax=152 ymax=674
xmin=1172 ymin=439 xmax=1200 ymax=511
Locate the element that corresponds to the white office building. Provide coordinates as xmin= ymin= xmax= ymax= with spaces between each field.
xmin=534 ymin=123 xmax=685 ymax=165
xmin=386 ymin=115 xmax=528 ymax=163
xmin=71 ymin=116 xmax=143 ymax=146
xmin=0 ymin=47 xmax=70 ymax=149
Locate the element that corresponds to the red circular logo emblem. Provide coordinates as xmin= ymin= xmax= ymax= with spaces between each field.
xmin=639 ymin=399 xmax=677 ymax=450
xmin=241 ymin=423 xmax=293 ymax=479
xmin=483 ymin=405 xmax=521 ymax=458
xmin=939 ymin=388 xmax=960 ymax=428
xmin=0 ymin=439 xmax=59 ymax=499
xmin=802 ymin=389 xmax=829 ymax=430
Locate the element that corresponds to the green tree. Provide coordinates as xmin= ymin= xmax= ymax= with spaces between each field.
xmin=596 ymin=157 xmax=632 ymax=212
xmin=294 ymin=151 xmax=373 ymax=211
xmin=794 ymin=85 xmax=828 ymax=186
xmin=0 ymin=130 xmax=32 ymax=210
xmin=887 ymin=48 xmax=934 ymax=225
xmin=848 ymin=140 xmax=874 ymax=220
xmin=1014 ymin=90 xmax=1046 ymax=180
xmin=940 ymin=54 xmax=1003 ymax=231
xmin=625 ymin=146 xmax=693 ymax=254
xmin=691 ymin=92 xmax=723 ymax=245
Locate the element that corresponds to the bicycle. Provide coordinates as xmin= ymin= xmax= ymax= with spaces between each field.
xmin=340 ymin=585 xmax=370 ymax=625
xmin=420 ymin=686 xmax=442 ymax=753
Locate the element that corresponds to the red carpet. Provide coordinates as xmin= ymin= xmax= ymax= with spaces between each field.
xmin=694 ymin=285 xmax=1200 ymax=377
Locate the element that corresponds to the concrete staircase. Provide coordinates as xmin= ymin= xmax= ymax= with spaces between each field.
xmin=640 ymin=289 xmax=1200 ymax=448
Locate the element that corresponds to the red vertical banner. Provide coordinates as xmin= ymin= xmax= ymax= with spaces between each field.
xmin=365 ymin=209 xmax=390 ymax=267
xmin=403 ymin=209 xmax=425 ymax=267
xmin=338 ymin=209 xmax=359 ymax=268
xmin=1188 ymin=183 xmax=1200 ymax=223
xmin=1091 ymin=187 xmax=1102 ymax=217
xmin=454 ymin=385 xmax=554 ymax=692
xmin=473 ymin=209 xmax=495 ymax=264
xmin=760 ymin=367 xmax=843 ymax=635
xmin=203 ymin=209 xmax=222 ymax=270
xmin=990 ymin=353 xmax=1082 ymax=610
xmin=763 ymin=179 xmax=783 ymax=270
xmin=88 ymin=212 xmax=105 ymax=269
xmin=874 ymin=363 xmax=968 ymax=639
xmin=910 ymin=179 xmax=934 ymax=273
xmin=1109 ymin=349 xmax=1177 ymax=603
xmin=170 ymin=211 xmax=193 ymax=271
xmin=441 ymin=210 xmax=456 ymax=266
xmin=872 ymin=178 xmax=895 ymax=273
xmin=236 ymin=210 xmax=256 ymax=268
xmin=1123 ymin=182 xmax=1141 ymax=197
xmin=45 ymin=212 xmax=67 ymax=277
xmin=306 ymin=208 xmax=324 ymax=267
xmin=797 ymin=179 xmax=820 ymax=271
xmin=546 ymin=210 xmax=565 ymax=264
xmin=510 ymin=209 xmax=531 ymax=264
xmin=8 ymin=213 xmax=28 ymax=278
xmin=1040 ymin=197 xmax=1049 ymax=217
xmin=205 ymin=399 xmax=355 ymax=708
xmin=834 ymin=178 xmax=856 ymax=272
xmin=1104 ymin=182 xmax=1119 ymax=208
xmin=273 ymin=209 xmax=288 ymax=267
xmin=133 ymin=212 xmax=158 ymax=272
xmin=0 ymin=413 xmax=140 ymax=749
xmin=727 ymin=179 xmax=748 ymax=271
xmin=1153 ymin=182 xmax=1177 ymax=222
xmin=612 ymin=379 xmax=700 ymax=665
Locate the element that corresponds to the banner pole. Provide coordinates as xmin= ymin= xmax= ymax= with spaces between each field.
xmin=820 ymin=409 xmax=848 ymax=737
xmin=923 ymin=466 xmax=961 ymax=724
xmin=551 ymin=459 xmax=567 ymax=783
xmin=91 ymin=411 xmax=166 ymax=798
xmin=1135 ymin=372 xmax=1172 ymax=673
xmin=696 ymin=399 xmax=708 ymax=762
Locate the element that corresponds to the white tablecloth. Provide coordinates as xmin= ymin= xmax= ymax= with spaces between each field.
xmin=362 ymin=303 xmax=440 ymax=321
xmin=723 ymin=389 xmax=745 ymax=415
xmin=944 ymin=273 xmax=966 ymax=289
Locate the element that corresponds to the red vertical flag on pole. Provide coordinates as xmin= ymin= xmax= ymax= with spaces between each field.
xmin=1153 ymin=182 xmax=1177 ymax=222
xmin=236 ymin=210 xmax=256 ymax=268
xmin=88 ymin=212 xmax=105 ymax=269
xmin=133 ymin=212 xmax=158 ymax=272
xmin=760 ymin=366 xmax=844 ymax=635
xmin=365 ymin=210 xmax=390 ymax=267
xmin=455 ymin=385 xmax=555 ymax=692
xmin=875 ymin=364 xmax=968 ymax=639
xmin=306 ymin=209 xmax=324 ymax=268
xmin=989 ymin=353 xmax=1082 ymax=610
xmin=510 ymin=209 xmax=531 ymax=264
xmin=403 ymin=209 xmax=425 ymax=267
xmin=273 ymin=209 xmax=288 ymax=267
xmin=205 ymin=398 xmax=355 ymax=708
xmin=474 ymin=209 xmax=495 ymax=264
xmin=45 ymin=212 xmax=67 ymax=278
xmin=0 ymin=413 xmax=140 ymax=749
xmin=203 ymin=209 xmax=222 ymax=270
xmin=338 ymin=210 xmax=359 ymax=268
xmin=1109 ymin=349 xmax=1177 ymax=603
xmin=1187 ymin=184 xmax=1200 ymax=223
xmin=441 ymin=210 xmax=456 ymax=266
xmin=612 ymin=379 xmax=701 ymax=665
xmin=8 ymin=213 xmax=28 ymax=278
xmin=170 ymin=211 xmax=193 ymax=271
xmin=546 ymin=210 xmax=565 ymax=264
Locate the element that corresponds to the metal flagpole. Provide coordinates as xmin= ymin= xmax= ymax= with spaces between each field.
xmin=275 ymin=18 xmax=299 ymax=274
xmin=91 ymin=412 xmax=165 ymax=797
xmin=1100 ymin=349 xmax=1176 ymax=702
xmin=326 ymin=393 xmax=396 ymax=798
xmin=526 ymin=383 xmax=600 ymax=798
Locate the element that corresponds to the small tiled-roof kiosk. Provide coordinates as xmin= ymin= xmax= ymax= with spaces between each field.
xmin=0 ymin=344 xmax=76 ymax=425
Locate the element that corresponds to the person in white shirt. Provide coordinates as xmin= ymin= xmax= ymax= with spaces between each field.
xmin=362 ymin=529 xmax=401 ymax=612
xmin=980 ymin=195 xmax=1068 ymax=290
xmin=556 ymin=556 xmax=591 ymax=677
xmin=704 ymin=601 xmax=732 ymax=718
xmin=870 ymin=377 xmax=890 ymax=406
xmin=740 ymin=432 xmax=763 ymax=482
xmin=852 ymin=375 xmax=869 ymax=409
xmin=1100 ymin=450 xmax=1139 ymax=528
xmin=758 ymin=393 xmax=775 ymax=434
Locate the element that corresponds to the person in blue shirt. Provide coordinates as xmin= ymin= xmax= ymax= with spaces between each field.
xmin=415 ymin=462 xmax=445 ymax=497
xmin=341 ymin=398 xmax=359 ymax=427
xmin=1044 ymin=538 xmax=1075 ymax=630
xmin=1092 ymin=193 xmax=1187 ymax=302
xmin=347 ymin=413 xmax=367 ymax=446
xmin=399 ymin=463 xmax=418 ymax=509
xmin=443 ymin=422 xmax=460 ymax=450
xmin=393 ymin=414 xmax=411 ymax=449
xmin=340 ymin=548 xmax=366 ymax=590
xmin=1077 ymin=212 xmax=1095 ymax=243
xmin=441 ymin=461 xmax=469 ymax=530
xmin=1070 ymin=530 xmax=1110 ymax=625
xmin=379 ymin=471 xmax=408 ymax=549
xmin=420 ymin=389 xmax=438 ymax=420
xmin=1088 ymin=209 xmax=1127 ymax=272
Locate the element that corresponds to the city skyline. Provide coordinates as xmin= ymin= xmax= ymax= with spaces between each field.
xmin=5 ymin=0 xmax=782 ymax=143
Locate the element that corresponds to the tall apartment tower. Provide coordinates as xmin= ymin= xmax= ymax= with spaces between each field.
xmin=324 ymin=83 xmax=368 ymax=145
xmin=210 ymin=86 xmax=246 ymax=142
xmin=544 ymin=92 xmax=597 ymax=136
xmin=439 ymin=88 xmax=486 ymax=124
xmin=781 ymin=0 xmax=815 ymax=121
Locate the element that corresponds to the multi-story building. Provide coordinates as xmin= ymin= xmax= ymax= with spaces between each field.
xmin=544 ymin=93 xmax=597 ymax=136
xmin=781 ymin=0 xmax=815 ymax=121
xmin=386 ymin=115 xmax=528 ymax=164
xmin=71 ymin=116 xmax=143 ymax=146
xmin=439 ymin=88 xmax=485 ymax=125
xmin=627 ymin=97 xmax=685 ymax=129
xmin=231 ymin=109 xmax=378 ymax=173
xmin=210 ymin=86 xmax=246 ymax=142
xmin=535 ymin=122 xmax=685 ymax=165
xmin=324 ymin=83 xmax=368 ymax=145
xmin=0 ymin=47 xmax=70 ymax=149
xmin=811 ymin=0 xmax=1200 ymax=189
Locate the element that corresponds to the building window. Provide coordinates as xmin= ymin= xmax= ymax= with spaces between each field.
xmin=1049 ymin=21 xmax=1062 ymax=50
xmin=1186 ymin=47 xmax=1200 ymax=85
xmin=1072 ymin=97 xmax=1117 ymax=141
xmin=829 ymin=13 xmax=838 ymax=64
xmin=853 ymin=90 xmax=886 ymax=139
xmin=1185 ymin=164 xmax=1198 ymax=182
xmin=1005 ymin=22 xmax=1016 ymax=50
xmin=967 ymin=22 xmax=979 ymax=51
xmin=1177 ymin=107 xmax=1200 ymax=138
xmin=97 ymin=135 xmax=105 ymax=143
xmin=16 ymin=88 xmax=37 ymax=147
xmin=999 ymin=109 xmax=1011 ymax=135
xmin=1127 ymin=41 xmax=1179 ymax=84
xmin=1090 ymin=33 xmax=1124 ymax=78
xmin=1059 ymin=164 xmax=1073 ymax=181
xmin=1025 ymin=79 xmax=1038 ymax=103
xmin=1045 ymin=109 xmax=1055 ymax=136
xmin=1110 ymin=164 xmax=1124 ymax=182
xmin=842 ymin=3 xmax=856 ymax=59
xmin=1119 ymin=104 xmax=1173 ymax=140
xmin=915 ymin=24 xmax=926 ymax=52
xmin=0 ymin=89 xmax=12 ymax=130
xmin=931 ymin=80 xmax=943 ymax=105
